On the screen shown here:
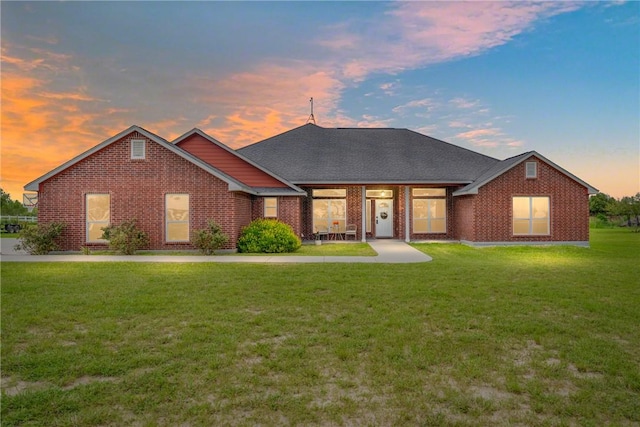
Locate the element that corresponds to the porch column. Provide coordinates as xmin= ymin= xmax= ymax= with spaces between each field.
xmin=361 ymin=186 xmax=367 ymax=242
xmin=405 ymin=185 xmax=410 ymax=242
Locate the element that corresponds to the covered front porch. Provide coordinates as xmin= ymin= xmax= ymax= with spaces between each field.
xmin=301 ymin=185 xmax=454 ymax=243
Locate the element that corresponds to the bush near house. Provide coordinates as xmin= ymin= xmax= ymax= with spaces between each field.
xmin=13 ymin=222 xmax=65 ymax=255
xmin=237 ymin=218 xmax=301 ymax=253
xmin=100 ymin=219 xmax=149 ymax=255
xmin=192 ymin=220 xmax=229 ymax=255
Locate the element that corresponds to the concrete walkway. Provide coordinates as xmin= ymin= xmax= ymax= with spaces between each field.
xmin=1 ymin=238 xmax=431 ymax=263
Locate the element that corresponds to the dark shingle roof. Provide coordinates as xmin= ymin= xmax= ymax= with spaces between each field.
xmin=238 ymin=124 xmax=499 ymax=184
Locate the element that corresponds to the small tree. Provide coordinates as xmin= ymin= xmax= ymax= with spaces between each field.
xmin=14 ymin=222 xmax=66 ymax=255
xmin=101 ymin=219 xmax=149 ymax=255
xmin=192 ymin=220 xmax=229 ymax=255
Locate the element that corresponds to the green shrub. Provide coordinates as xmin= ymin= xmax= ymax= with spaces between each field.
xmin=100 ymin=219 xmax=149 ymax=255
xmin=237 ymin=219 xmax=301 ymax=253
xmin=14 ymin=222 xmax=66 ymax=255
xmin=192 ymin=220 xmax=229 ymax=255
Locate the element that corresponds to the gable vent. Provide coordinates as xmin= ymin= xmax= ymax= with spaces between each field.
xmin=131 ymin=139 xmax=146 ymax=160
xmin=526 ymin=161 xmax=537 ymax=178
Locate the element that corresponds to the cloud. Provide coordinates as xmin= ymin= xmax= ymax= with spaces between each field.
xmin=449 ymin=97 xmax=482 ymax=110
xmin=318 ymin=1 xmax=583 ymax=82
xmin=392 ymin=98 xmax=437 ymax=115
xmin=185 ymin=62 xmax=347 ymax=146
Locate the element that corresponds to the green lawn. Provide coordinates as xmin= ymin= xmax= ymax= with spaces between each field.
xmin=2 ymin=229 xmax=638 ymax=426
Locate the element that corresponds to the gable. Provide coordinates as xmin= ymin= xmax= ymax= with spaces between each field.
xmin=176 ymin=133 xmax=288 ymax=188
xmin=25 ymin=125 xmax=250 ymax=193
xmin=453 ymin=152 xmax=598 ymax=196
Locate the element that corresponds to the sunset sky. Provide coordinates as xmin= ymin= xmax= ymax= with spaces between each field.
xmin=2 ymin=1 xmax=638 ymax=201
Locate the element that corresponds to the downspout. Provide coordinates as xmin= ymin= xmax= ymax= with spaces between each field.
xmin=405 ymin=185 xmax=410 ymax=242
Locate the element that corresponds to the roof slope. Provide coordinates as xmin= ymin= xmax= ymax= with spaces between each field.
xmin=238 ymin=124 xmax=499 ymax=184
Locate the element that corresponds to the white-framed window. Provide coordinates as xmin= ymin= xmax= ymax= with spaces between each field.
xmin=313 ymin=199 xmax=346 ymax=233
xmin=86 ymin=194 xmax=110 ymax=242
xmin=131 ymin=139 xmax=146 ymax=160
xmin=264 ymin=197 xmax=278 ymax=218
xmin=365 ymin=189 xmax=393 ymax=198
xmin=513 ymin=196 xmax=550 ymax=235
xmin=313 ymin=189 xmax=346 ymax=198
xmin=412 ymin=188 xmax=446 ymax=233
xmin=525 ymin=161 xmax=537 ymax=179
xmin=166 ymin=194 xmax=189 ymax=242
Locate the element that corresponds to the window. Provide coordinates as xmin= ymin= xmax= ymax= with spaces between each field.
xmin=131 ymin=139 xmax=146 ymax=160
xmin=86 ymin=194 xmax=110 ymax=242
xmin=526 ymin=161 xmax=537 ymax=179
xmin=513 ymin=196 xmax=549 ymax=235
xmin=166 ymin=194 xmax=189 ymax=242
xmin=365 ymin=189 xmax=393 ymax=198
xmin=264 ymin=197 xmax=278 ymax=218
xmin=412 ymin=188 xmax=446 ymax=233
xmin=313 ymin=199 xmax=346 ymax=233
xmin=313 ymin=189 xmax=346 ymax=198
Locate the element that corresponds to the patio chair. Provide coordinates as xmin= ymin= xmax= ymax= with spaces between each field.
xmin=315 ymin=227 xmax=329 ymax=240
xmin=345 ymin=224 xmax=357 ymax=240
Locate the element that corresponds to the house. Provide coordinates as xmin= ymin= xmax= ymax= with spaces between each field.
xmin=25 ymin=123 xmax=598 ymax=251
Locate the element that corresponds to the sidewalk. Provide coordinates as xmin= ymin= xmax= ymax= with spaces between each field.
xmin=1 ymin=238 xmax=431 ymax=264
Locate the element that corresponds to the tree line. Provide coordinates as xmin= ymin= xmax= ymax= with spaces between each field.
xmin=0 ymin=188 xmax=35 ymax=216
xmin=589 ymin=192 xmax=640 ymax=228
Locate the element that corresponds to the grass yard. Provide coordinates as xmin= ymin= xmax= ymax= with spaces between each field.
xmin=1 ymin=229 xmax=639 ymax=426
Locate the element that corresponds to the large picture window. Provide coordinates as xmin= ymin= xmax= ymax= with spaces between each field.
xmin=86 ymin=194 xmax=110 ymax=242
xmin=513 ymin=196 xmax=549 ymax=235
xmin=166 ymin=194 xmax=190 ymax=242
xmin=313 ymin=199 xmax=346 ymax=233
xmin=412 ymin=188 xmax=446 ymax=233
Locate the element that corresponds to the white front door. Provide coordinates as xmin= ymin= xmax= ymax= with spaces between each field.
xmin=375 ymin=199 xmax=393 ymax=238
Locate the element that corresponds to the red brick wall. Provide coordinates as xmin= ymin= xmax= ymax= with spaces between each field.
xmin=38 ymin=131 xmax=244 ymax=251
xmin=460 ymin=156 xmax=590 ymax=243
xmin=453 ymin=194 xmax=475 ymax=241
xmin=250 ymin=196 xmax=303 ymax=238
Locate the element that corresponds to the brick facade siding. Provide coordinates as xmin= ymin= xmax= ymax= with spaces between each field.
xmin=453 ymin=156 xmax=590 ymax=243
xmin=36 ymin=130 xmax=590 ymax=249
xmin=38 ymin=132 xmax=249 ymax=251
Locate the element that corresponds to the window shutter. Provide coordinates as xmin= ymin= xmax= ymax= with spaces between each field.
xmin=525 ymin=161 xmax=537 ymax=178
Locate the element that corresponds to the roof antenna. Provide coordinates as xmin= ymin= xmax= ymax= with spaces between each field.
xmin=307 ymin=97 xmax=316 ymax=124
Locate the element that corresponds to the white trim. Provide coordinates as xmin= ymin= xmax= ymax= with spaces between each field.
xmin=405 ymin=186 xmax=410 ymax=242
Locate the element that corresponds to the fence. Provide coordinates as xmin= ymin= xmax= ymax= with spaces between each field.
xmin=1 ymin=216 xmax=37 ymax=223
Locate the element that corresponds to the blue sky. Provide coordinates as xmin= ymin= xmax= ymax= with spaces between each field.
xmin=2 ymin=1 xmax=638 ymax=200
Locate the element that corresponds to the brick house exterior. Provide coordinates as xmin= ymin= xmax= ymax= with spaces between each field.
xmin=26 ymin=124 xmax=597 ymax=251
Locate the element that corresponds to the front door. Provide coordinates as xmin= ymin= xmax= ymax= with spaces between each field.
xmin=375 ymin=199 xmax=394 ymax=238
